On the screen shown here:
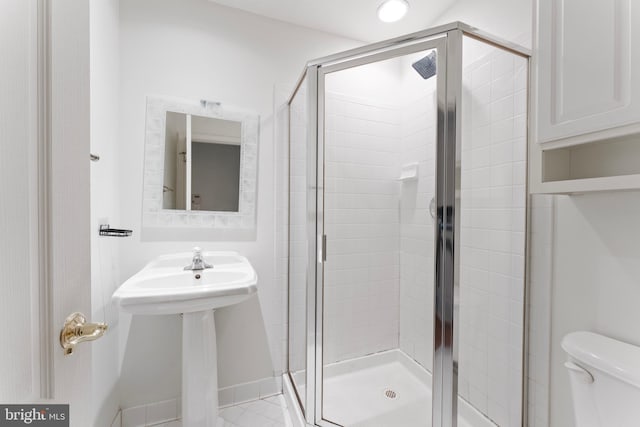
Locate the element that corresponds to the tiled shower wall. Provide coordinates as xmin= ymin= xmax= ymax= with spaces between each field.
xmin=323 ymin=91 xmax=401 ymax=364
xmin=398 ymin=75 xmax=438 ymax=372
xmin=457 ymin=37 xmax=528 ymax=426
xmin=287 ymin=84 xmax=308 ymax=375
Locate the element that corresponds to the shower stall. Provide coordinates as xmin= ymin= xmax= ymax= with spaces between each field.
xmin=285 ymin=22 xmax=530 ymax=427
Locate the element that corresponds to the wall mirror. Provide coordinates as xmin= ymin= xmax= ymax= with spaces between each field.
xmin=142 ymin=96 xmax=259 ymax=239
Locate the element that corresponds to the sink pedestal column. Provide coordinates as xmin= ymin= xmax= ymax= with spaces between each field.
xmin=182 ymin=310 xmax=218 ymax=426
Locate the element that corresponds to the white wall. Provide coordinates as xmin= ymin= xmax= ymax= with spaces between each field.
xmin=547 ymin=192 xmax=640 ymax=427
xmin=430 ymin=0 xmax=532 ymax=48
xmin=90 ymin=0 xmax=121 ymax=425
xmin=117 ymin=0 xmax=362 ymax=409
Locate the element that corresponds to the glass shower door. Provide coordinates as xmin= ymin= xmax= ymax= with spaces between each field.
xmin=317 ymin=40 xmax=446 ymax=427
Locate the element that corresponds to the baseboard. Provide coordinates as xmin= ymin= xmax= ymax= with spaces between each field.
xmin=120 ymin=398 xmax=179 ymax=427
xmin=218 ymin=376 xmax=282 ymax=407
xmin=118 ymin=376 xmax=283 ymax=427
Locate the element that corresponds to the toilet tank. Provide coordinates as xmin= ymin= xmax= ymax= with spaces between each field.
xmin=562 ymin=331 xmax=640 ymax=427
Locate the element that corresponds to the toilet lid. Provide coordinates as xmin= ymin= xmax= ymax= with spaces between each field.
xmin=562 ymin=331 xmax=640 ymax=389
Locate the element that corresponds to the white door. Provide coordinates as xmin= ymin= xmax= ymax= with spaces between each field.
xmin=0 ymin=0 xmax=44 ymax=404
xmin=1 ymin=0 xmax=94 ymax=425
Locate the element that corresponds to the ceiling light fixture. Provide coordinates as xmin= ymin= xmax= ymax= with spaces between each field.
xmin=377 ymin=0 xmax=409 ymax=23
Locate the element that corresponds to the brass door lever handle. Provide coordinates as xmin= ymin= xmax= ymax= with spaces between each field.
xmin=59 ymin=312 xmax=108 ymax=356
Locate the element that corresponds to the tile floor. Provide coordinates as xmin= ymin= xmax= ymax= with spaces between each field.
xmin=149 ymin=395 xmax=293 ymax=427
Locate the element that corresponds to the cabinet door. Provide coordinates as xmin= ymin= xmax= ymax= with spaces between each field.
xmin=536 ymin=0 xmax=640 ymax=143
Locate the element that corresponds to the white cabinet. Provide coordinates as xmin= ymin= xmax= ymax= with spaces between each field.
xmin=531 ymin=0 xmax=640 ymax=194
xmin=534 ymin=0 xmax=640 ymax=145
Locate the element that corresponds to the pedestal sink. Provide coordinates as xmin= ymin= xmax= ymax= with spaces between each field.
xmin=112 ymin=250 xmax=257 ymax=427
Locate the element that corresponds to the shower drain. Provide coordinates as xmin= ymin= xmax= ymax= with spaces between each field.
xmin=384 ymin=389 xmax=398 ymax=399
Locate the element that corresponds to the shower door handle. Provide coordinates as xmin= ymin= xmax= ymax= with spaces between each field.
xmin=320 ymin=234 xmax=327 ymax=262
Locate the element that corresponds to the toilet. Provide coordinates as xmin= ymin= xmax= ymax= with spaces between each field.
xmin=562 ymin=331 xmax=640 ymax=427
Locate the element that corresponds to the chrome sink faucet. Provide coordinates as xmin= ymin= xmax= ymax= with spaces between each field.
xmin=184 ymin=247 xmax=213 ymax=271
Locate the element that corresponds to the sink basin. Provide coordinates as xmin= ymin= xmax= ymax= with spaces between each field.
xmin=112 ymin=251 xmax=257 ymax=315
xmin=113 ymin=250 xmax=258 ymax=426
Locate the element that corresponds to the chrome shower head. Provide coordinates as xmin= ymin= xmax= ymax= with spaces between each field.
xmin=412 ymin=51 xmax=437 ymax=80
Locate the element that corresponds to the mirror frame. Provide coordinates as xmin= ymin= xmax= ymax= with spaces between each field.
xmin=141 ymin=96 xmax=259 ymax=239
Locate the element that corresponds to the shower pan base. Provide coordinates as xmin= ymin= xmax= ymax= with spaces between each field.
xmin=285 ymin=350 xmax=494 ymax=427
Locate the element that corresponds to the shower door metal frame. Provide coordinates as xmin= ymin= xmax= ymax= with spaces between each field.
xmin=315 ymin=35 xmax=448 ymax=427
xmin=286 ymin=22 xmax=532 ymax=427
xmin=309 ymin=33 xmax=447 ymax=426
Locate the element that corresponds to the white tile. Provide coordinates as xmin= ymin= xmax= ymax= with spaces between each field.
xmin=490 ymin=163 xmax=513 ymax=187
xmin=472 ymin=83 xmax=492 ymax=108
xmin=247 ymin=400 xmax=283 ymax=422
xmin=258 ymin=377 xmax=280 ymax=398
xmin=469 ymin=384 xmax=488 ymax=414
xmin=121 ymin=406 xmax=145 ymax=427
xmin=491 ymin=141 xmax=513 ymax=165
xmin=488 ymin=400 xmax=509 ymax=427
xmin=146 ymin=399 xmax=177 ymax=424
xmin=491 ymin=95 xmax=515 ymax=123
xmin=233 ymin=409 xmax=267 ymax=427
xmin=515 ymin=89 xmax=527 ymax=115
xmin=489 ymin=251 xmax=512 ymax=276
xmin=110 ymin=411 xmax=122 ymax=427
xmin=513 ymin=136 xmax=527 ymax=161
xmin=233 ymin=381 xmax=260 ymax=404
xmin=491 ymin=73 xmax=514 ymax=102
xmin=492 ymin=51 xmax=514 ymax=80
xmin=472 ymin=61 xmax=492 ymax=88
xmin=219 ymin=387 xmax=234 ymax=408
xmin=154 ymin=422 xmax=181 ymax=427
xmin=219 ymin=406 xmax=245 ymax=424
xmin=215 ymin=395 xmax=294 ymax=427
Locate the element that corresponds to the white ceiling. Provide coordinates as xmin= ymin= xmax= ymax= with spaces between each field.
xmin=207 ymin=0 xmax=457 ymax=42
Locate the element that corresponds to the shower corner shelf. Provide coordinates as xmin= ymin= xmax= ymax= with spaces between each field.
xmin=398 ymin=163 xmax=419 ymax=181
xmin=99 ymin=224 xmax=133 ymax=237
